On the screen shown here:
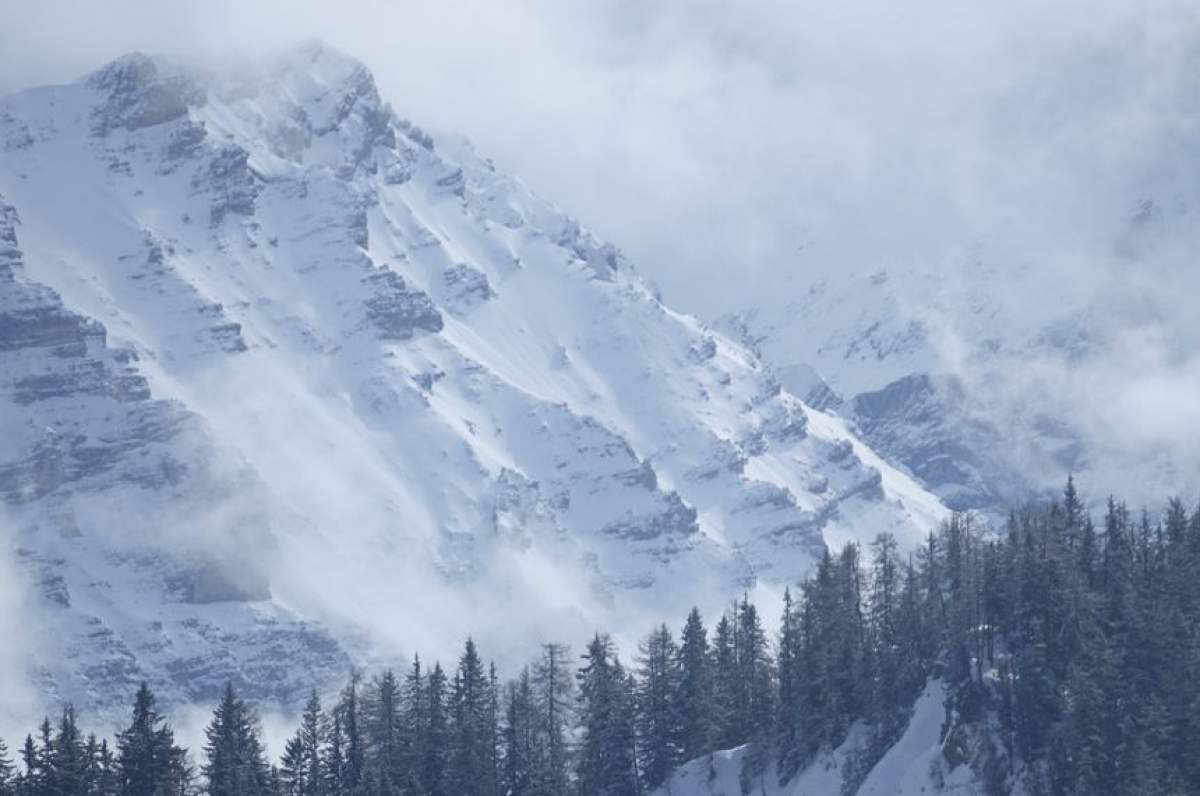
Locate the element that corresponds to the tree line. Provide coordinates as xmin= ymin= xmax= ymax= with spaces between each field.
xmin=2 ymin=478 xmax=1199 ymax=795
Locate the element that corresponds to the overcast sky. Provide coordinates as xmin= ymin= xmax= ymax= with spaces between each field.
xmin=2 ymin=0 xmax=1197 ymax=317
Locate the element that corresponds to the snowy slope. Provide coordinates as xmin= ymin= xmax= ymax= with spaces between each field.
xmin=716 ymin=260 xmax=1046 ymax=512
xmin=652 ymin=681 xmax=983 ymax=796
xmin=0 ymin=44 xmax=947 ymax=723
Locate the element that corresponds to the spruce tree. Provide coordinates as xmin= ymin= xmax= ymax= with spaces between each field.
xmin=202 ymin=683 xmax=271 ymax=796
xmin=489 ymin=662 xmax=500 ymax=796
xmin=116 ymin=682 xmax=187 ymax=796
xmin=47 ymin=706 xmax=87 ymax=796
xmin=279 ymin=737 xmax=306 ymax=796
xmin=575 ymin=635 xmax=638 ymax=796
xmin=365 ymin=669 xmax=404 ymax=792
xmin=19 ymin=733 xmax=41 ymax=796
xmin=448 ymin=638 xmax=493 ymax=796
xmin=321 ymin=711 xmax=345 ymax=796
xmin=532 ymin=643 xmax=572 ymax=796
xmin=894 ymin=559 xmax=931 ymax=695
xmin=96 ymin=739 xmax=121 ymax=796
xmin=420 ymin=663 xmax=449 ymax=796
xmin=0 ymin=739 xmax=14 ymax=796
xmin=335 ymin=672 xmax=364 ymax=795
xmin=734 ymin=597 xmax=775 ymax=792
xmin=279 ymin=690 xmax=325 ymax=796
xmin=83 ymin=734 xmax=101 ymax=796
xmin=709 ymin=613 xmax=738 ymax=749
xmin=674 ymin=608 xmax=714 ymax=763
xmin=775 ymin=589 xmax=805 ymax=781
xmin=400 ymin=656 xmax=427 ymax=794
xmin=500 ymin=669 xmax=541 ymax=796
xmin=864 ymin=532 xmax=912 ymax=757
xmin=633 ymin=624 xmax=680 ymax=789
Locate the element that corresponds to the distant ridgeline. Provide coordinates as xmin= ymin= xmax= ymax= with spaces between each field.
xmin=3 ymin=478 xmax=1199 ymax=796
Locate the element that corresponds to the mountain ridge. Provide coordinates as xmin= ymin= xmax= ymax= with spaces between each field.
xmin=0 ymin=43 xmax=946 ymax=727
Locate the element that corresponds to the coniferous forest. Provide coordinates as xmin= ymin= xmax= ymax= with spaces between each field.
xmin=3 ymin=480 xmax=1200 ymax=796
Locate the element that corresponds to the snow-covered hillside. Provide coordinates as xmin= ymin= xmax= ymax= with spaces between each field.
xmin=653 ymin=681 xmax=985 ymax=796
xmin=0 ymin=44 xmax=947 ymax=725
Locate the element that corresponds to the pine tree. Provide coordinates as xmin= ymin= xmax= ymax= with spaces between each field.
xmin=865 ymin=532 xmax=911 ymax=753
xmin=202 ymin=683 xmax=271 ymax=796
xmin=575 ymin=635 xmax=638 ymax=796
xmin=709 ymin=613 xmax=738 ymax=749
xmin=942 ymin=514 xmax=984 ymax=716
xmin=322 ymin=711 xmax=345 ymax=796
xmin=894 ymin=558 xmax=930 ymax=695
xmin=489 ymin=662 xmax=500 ymax=796
xmin=1078 ymin=515 xmax=1099 ymax=592
xmin=36 ymin=719 xmax=52 ymax=796
xmin=95 ymin=740 xmax=120 ymax=796
xmin=47 ymin=705 xmax=88 ymax=796
xmin=279 ymin=737 xmax=306 ymax=796
xmin=304 ymin=691 xmax=327 ymax=796
xmin=19 ymin=733 xmax=41 ymax=796
xmin=775 ymin=589 xmax=805 ymax=781
xmin=674 ymin=608 xmax=714 ymax=763
xmin=400 ymin=656 xmax=427 ymax=795
xmin=116 ymin=682 xmax=187 ymax=796
xmin=365 ymin=669 xmax=404 ymax=792
xmin=634 ymin=624 xmax=680 ymax=789
xmin=532 ymin=643 xmax=572 ymax=796
xmin=83 ymin=733 xmax=101 ymax=796
xmin=0 ymin=739 xmax=14 ymax=796
xmin=420 ymin=663 xmax=449 ymax=796
xmin=500 ymin=669 xmax=541 ymax=796
xmin=333 ymin=672 xmax=364 ymax=795
xmin=1062 ymin=474 xmax=1083 ymax=552
xmin=734 ymin=597 xmax=775 ymax=792
xmin=279 ymin=690 xmax=325 ymax=796
xmin=448 ymin=638 xmax=493 ymax=796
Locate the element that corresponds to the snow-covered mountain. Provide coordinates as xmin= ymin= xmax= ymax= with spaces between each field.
xmin=718 ymin=198 xmax=1200 ymax=514
xmin=0 ymin=44 xmax=947 ymax=726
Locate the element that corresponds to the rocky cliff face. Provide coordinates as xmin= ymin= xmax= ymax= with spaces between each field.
xmin=0 ymin=44 xmax=946 ymax=723
xmin=0 ymin=190 xmax=349 ymax=722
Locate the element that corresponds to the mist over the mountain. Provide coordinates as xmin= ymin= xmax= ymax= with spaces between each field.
xmin=0 ymin=36 xmax=947 ymax=740
xmin=1 ymin=1 xmax=1195 ymax=303
xmin=0 ymin=531 xmax=37 ymax=740
xmin=5 ymin=0 xmax=1198 ymax=510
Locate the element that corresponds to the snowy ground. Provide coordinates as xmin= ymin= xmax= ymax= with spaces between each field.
xmin=652 ymin=681 xmax=982 ymax=796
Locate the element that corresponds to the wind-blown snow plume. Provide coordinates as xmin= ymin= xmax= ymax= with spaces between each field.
xmin=0 ymin=529 xmax=39 ymax=740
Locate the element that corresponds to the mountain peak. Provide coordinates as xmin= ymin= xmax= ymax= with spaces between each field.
xmin=85 ymin=51 xmax=171 ymax=86
xmin=84 ymin=51 xmax=204 ymax=134
xmin=275 ymin=39 xmax=371 ymax=83
xmin=75 ymin=42 xmax=384 ymax=140
xmin=264 ymin=40 xmax=385 ymax=138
